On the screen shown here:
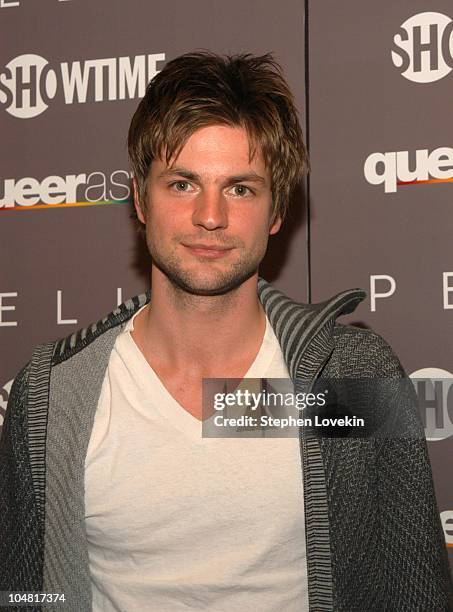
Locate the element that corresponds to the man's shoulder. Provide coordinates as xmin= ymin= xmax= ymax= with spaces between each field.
xmin=328 ymin=322 xmax=406 ymax=378
xmin=50 ymin=292 xmax=150 ymax=366
xmin=4 ymin=292 xmax=150 ymax=434
xmin=5 ymin=360 xmax=31 ymax=419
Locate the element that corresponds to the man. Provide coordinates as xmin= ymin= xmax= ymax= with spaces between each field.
xmin=1 ymin=52 xmax=452 ymax=612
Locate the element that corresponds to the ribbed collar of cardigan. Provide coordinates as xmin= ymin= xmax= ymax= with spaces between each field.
xmin=54 ymin=277 xmax=366 ymax=380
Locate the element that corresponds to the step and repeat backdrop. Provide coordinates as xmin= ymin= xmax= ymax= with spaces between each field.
xmin=307 ymin=1 xmax=453 ymax=569
xmin=1 ymin=0 xmax=452 ymax=570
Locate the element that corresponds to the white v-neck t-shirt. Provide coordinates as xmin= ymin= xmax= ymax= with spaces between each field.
xmin=85 ymin=305 xmax=309 ymax=611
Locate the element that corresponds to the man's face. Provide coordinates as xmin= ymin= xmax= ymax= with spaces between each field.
xmin=134 ymin=124 xmax=281 ymax=296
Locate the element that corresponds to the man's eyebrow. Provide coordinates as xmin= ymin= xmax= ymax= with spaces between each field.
xmin=226 ymin=173 xmax=266 ymax=184
xmin=157 ymin=167 xmax=201 ymax=181
xmin=157 ymin=167 xmax=266 ymax=184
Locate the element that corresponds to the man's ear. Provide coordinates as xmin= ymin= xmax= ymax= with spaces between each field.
xmin=132 ymin=178 xmax=146 ymax=224
xmin=269 ymin=215 xmax=282 ymax=236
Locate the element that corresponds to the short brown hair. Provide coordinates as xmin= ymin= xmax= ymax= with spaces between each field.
xmin=128 ymin=51 xmax=309 ymax=225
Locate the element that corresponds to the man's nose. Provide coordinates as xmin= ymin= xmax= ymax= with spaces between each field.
xmin=191 ymin=189 xmax=228 ymax=231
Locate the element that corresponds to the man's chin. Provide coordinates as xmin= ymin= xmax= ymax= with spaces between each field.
xmin=159 ymin=266 xmax=258 ymax=297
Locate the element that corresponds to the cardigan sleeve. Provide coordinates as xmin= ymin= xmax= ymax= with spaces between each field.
xmin=0 ymin=361 xmax=44 ymax=604
xmin=331 ymin=325 xmax=453 ymax=611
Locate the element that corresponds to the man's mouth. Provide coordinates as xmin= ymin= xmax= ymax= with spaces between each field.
xmin=182 ymin=243 xmax=235 ymax=259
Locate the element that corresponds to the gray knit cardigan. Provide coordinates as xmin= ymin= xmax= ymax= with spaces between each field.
xmin=1 ymin=278 xmax=452 ymax=611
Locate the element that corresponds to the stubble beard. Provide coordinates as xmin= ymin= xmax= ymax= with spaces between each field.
xmin=146 ymin=235 xmax=267 ymax=297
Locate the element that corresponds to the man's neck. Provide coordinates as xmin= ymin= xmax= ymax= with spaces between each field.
xmin=131 ymin=269 xmax=266 ymax=379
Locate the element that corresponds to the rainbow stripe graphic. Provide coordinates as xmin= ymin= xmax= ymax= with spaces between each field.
xmin=0 ymin=199 xmax=130 ymax=212
xmin=397 ymin=178 xmax=453 ymax=187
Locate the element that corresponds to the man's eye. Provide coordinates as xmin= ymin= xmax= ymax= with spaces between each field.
xmin=171 ymin=181 xmax=190 ymax=192
xmin=231 ymin=185 xmax=252 ymax=197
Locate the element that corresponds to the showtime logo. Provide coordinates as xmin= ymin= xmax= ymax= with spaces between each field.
xmin=364 ymin=146 xmax=453 ymax=193
xmin=0 ymin=52 xmax=165 ymax=118
xmin=410 ymin=369 xmax=453 ymax=442
xmin=441 ymin=511 xmax=453 ymax=546
xmin=0 ymin=169 xmax=132 ymax=209
xmin=392 ymin=12 xmax=453 ymax=83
